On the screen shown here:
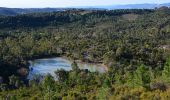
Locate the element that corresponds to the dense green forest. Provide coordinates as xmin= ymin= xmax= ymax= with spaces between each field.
xmin=0 ymin=8 xmax=170 ymax=99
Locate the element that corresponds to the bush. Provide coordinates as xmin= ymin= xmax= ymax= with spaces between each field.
xmin=150 ymin=82 xmax=167 ymax=91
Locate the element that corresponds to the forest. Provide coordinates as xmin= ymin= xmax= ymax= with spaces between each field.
xmin=0 ymin=7 xmax=170 ymax=99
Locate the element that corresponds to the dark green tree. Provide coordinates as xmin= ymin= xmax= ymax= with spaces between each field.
xmin=133 ymin=64 xmax=151 ymax=87
xmin=71 ymin=61 xmax=80 ymax=72
xmin=42 ymin=74 xmax=55 ymax=100
xmin=162 ymin=57 xmax=170 ymax=82
xmin=55 ymin=69 xmax=69 ymax=83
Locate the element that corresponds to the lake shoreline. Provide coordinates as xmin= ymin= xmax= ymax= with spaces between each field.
xmin=27 ymin=57 xmax=108 ymax=79
xmin=27 ymin=55 xmax=108 ymax=69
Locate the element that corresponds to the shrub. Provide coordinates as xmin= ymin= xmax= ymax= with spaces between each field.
xmin=150 ymin=82 xmax=167 ymax=91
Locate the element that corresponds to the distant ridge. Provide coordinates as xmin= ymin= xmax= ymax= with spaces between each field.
xmin=0 ymin=8 xmax=66 ymax=16
xmin=0 ymin=7 xmax=106 ymax=16
xmin=66 ymin=3 xmax=170 ymax=9
xmin=0 ymin=2 xmax=169 ymax=16
xmin=102 ymin=3 xmax=170 ymax=10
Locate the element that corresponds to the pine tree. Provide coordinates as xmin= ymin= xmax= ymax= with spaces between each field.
xmin=162 ymin=57 xmax=170 ymax=82
xmin=126 ymin=72 xmax=135 ymax=88
xmin=133 ymin=64 xmax=150 ymax=87
xmin=42 ymin=74 xmax=55 ymax=100
xmin=114 ymin=72 xmax=123 ymax=85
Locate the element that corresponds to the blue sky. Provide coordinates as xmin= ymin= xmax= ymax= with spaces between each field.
xmin=0 ymin=0 xmax=170 ymax=8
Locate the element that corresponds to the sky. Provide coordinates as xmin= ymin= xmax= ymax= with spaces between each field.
xmin=0 ymin=0 xmax=170 ymax=8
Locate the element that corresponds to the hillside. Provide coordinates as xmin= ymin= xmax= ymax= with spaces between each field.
xmin=0 ymin=9 xmax=170 ymax=99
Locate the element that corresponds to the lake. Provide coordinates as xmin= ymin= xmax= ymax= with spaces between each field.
xmin=27 ymin=57 xmax=107 ymax=79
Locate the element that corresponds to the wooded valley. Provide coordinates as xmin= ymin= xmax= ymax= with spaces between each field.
xmin=0 ymin=8 xmax=170 ymax=99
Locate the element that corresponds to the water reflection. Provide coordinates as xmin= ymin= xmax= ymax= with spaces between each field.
xmin=28 ymin=57 xmax=107 ymax=79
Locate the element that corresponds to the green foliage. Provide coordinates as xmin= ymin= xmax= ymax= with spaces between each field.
xmin=133 ymin=64 xmax=151 ymax=87
xmin=42 ymin=74 xmax=55 ymax=90
xmin=9 ymin=75 xmax=23 ymax=88
xmin=96 ymin=86 xmax=109 ymax=100
xmin=162 ymin=57 xmax=170 ymax=82
xmin=71 ymin=61 xmax=80 ymax=72
xmin=0 ymin=8 xmax=170 ymax=99
xmin=55 ymin=69 xmax=69 ymax=83
xmin=126 ymin=72 xmax=135 ymax=88
xmin=0 ymin=8 xmax=169 ymax=82
xmin=114 ymin=72 xmax=124 ymax=85
xmin=41 ymin=74 xmax=56 ymax=100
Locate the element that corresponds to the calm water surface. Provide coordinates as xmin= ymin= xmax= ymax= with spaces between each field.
xmin=28 ymin=57 xmax=107 ymax=79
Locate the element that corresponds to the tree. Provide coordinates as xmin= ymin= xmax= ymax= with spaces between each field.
xmin=9 ymin=75 xmax=20 ymax=88
xmin=42 ymin=74 xmax=55 ymax=100
xmin=133 ymin=64 xmax=151 ymax=87
xmin=115 ymin=46 xmax=124 ymax=60
xmin=114 ymin=72 xmax=124 ymax=85
xmin=126 ymin=72 xmax=135 ymax=88
xmin=162 ymin=57 xmax=170 ymax=82
xmin=55 ymin=69 xmax=68 ymax=82
xmin=71 ymin=61 xmax=80 ymax=72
